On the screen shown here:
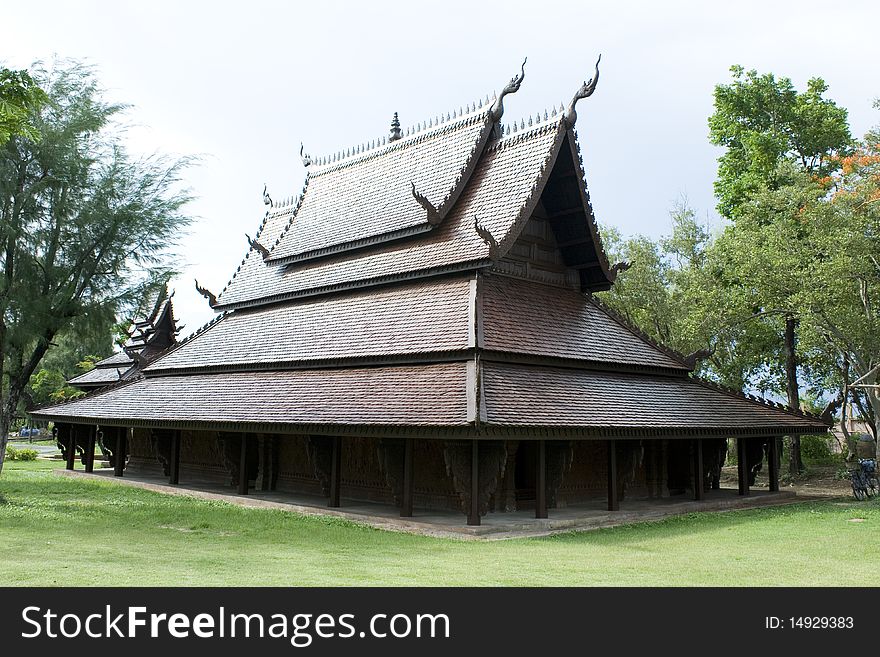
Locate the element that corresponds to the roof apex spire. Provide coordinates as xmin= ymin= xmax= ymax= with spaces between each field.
xmin=389 ymin=111 xmax=402 ymax=142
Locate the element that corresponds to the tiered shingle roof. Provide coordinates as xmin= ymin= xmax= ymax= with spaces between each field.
xmin=36 ymin=73 xmax=829 ymax=438
xmin=67 ymin=286 xmax=178 ymax=390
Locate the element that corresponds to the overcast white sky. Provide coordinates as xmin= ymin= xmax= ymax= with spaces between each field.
xmin=2 ymin=0 xmax=878 ymax=337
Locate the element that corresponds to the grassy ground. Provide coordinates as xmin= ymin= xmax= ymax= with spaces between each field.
xmin=1 ymin=460 xmax=878 ymax=586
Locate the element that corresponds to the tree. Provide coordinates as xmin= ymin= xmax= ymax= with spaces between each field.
xmin=0 ymin=67 xmax=47 ymax=144
xmin=599 ymin=200 xmax=710 ymax=356
xmin=0 ymin=60 xmax=194 ymax=473
xmin=709 ymin=65 xmax=851 ymax=220
xmin=706 ymin=66 xmax=853 ymax=474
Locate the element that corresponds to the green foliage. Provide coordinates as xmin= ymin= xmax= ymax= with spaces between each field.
xmin=0 ymin=68 xmax=47 ymax=144
xmin=0 ymin=58 xmax=195 ymax=471
xmin=799 ymin=436 xmax=835 ymax=464
xmin=4 ymin=446 xmax=38 ymax=461
xmin=709 ymin=65 xmax=852 ymax=219
xmin=28 ymin=367 xmax=84 ymax=407
xmin=598 ymin=200 xmax=710 ymax=356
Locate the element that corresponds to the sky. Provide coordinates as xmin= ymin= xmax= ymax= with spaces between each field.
xmin=2 ymin=0 xmax=878 ymax=337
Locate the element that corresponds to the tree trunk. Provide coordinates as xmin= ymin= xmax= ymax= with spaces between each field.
xmin=784 ymin=315 xmax=804 ymax=475
xmin=0 ymin=395 xmax=17 ymax=475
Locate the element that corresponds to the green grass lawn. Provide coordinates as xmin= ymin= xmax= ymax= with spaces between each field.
xmin=1 ymin=460 xmax=878 ymax=586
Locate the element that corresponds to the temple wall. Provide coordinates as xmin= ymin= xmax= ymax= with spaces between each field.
xmin=123 ymin=430 xmax=705 ymax=513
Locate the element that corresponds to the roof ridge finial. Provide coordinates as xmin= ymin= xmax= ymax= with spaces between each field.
xmin=489 ymin=57 xmax=527 ymax=123
xmin=300 ymin=143 xmax=312 ymax=168
xmin=389 ymin=111 xmax=402 ymax=141
xmin=564 ymin=55 xmax=601 ymax=128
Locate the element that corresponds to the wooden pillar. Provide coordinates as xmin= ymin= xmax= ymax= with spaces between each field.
xmin=768 ymin=435 xmax=780 ymax=492
xmin=401 ymin=438 xmax=414 ymax=518
xmin=238 ymin=433 xmax=249 ymax=495
xmin=65 ymin=425 xmax=76 ymax=470
xmin=737 ymin=437 xmax=749 ymax=496
xmin=692 ymin=439 xmax=704 ymax=501
xmin=84 ymin=426 xmax=96 ymax=473
xmin=535 ymin=439 xmax=548 ymax=519
xmin=114 ymin=428 xmax=127 ymax=477
xmin=328 ymin=437 xmax=341 ymax=508
xmin=169 ymin=429 xmax=181 ymax=485
xmin=607 ymin=439 xmax=619 ymax=511
xmin=256 ymin=434 xmax=278 ymax=492
xmin=467 ymin=440 xmax=480 ymax=526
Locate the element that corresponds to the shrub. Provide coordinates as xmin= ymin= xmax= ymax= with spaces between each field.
xmin=800 ymin=435 xmax=835 ymax=464
xmin=4 ymin=446 xmax=38 ymax=461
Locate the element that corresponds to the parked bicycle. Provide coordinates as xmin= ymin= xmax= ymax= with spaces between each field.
xmin=848 ymin=459 xmax=878 ymax=500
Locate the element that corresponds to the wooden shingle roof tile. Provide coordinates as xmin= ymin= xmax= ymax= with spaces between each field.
xmin=267 ymin=109 xmax=494 ymax=264
xmin=215 ymin=119 xmax=566 ymax=309
xmin=146 ymin=276 xmax=474 ymax=372
xmin=480 ymin=274 xmax=690 ymax=371
xmin=35 ymin=363 xmax=470 ymax=427
xmin=480 ymin=362 xmax=829 ymax=433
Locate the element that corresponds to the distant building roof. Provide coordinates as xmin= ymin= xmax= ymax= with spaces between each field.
xmin=67 ymin=285 xmax=178 ymax=390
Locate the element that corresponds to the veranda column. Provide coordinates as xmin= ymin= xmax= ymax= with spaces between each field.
xmin=467 ymin=440 xmax=480 ymax=526
xmin=84 ymin=425 xmax=97 ymax=473
xmin=535 ymin=439 xmax=548 ymax=519
xmin=401 ymin=438 xmax=414 ymax=518
xmin=238 ymin=433 xmax=249 ymax=495
xmin=692 ymin=438 xmax=704 ymax=501
xmin=169 ymin=429 xmax=181 ymax=485
xmin=737 ymin=437 xmax=749 ymax=496
xmin=607 ymin=439 xmax=619 ymax=511
xmin=767 ymin=435 xmax=780 ymax=492
xmin=328 ymin=437 xmax=342 ymax=508
xmin=114 ymin=427 xmax=127 ymax=477
xmin=63 ymin=424 xmax=76 ymax=471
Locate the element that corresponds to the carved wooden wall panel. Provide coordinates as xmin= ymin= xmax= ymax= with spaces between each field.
xmin=442 ymin=440 xmax=507 ymax=517
xmin=125 ymin=428 xmax=163 ymax=476
xmin=276 ymin=435 xmax=326 ymax=497
xmin=178 ymin=430 xmax=228 ymax=484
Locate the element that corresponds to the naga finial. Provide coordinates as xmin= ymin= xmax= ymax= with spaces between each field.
xmin=684 ymin=346 xmax=715 ymax=368
xmin=246 ymin=234 xmax=270 ymax=259
xmin=474 ymin=216 xmax=500 ymax=261
xmin=389 ymin=112 xmax=402 ymax=142
xmin=609 ymin=260 xmax=631 ymax=280
xmin=262 ymin=183 xmax=273 ymax=207
xmin=410 ymin=182 xmax=442 ymax=225
xmin=194 ymin=279 xmax=218 ymax=308
xmin=300 ymin=143 xmax=312 ymax=167
xmin=489 ymin=58 xmax=527 ymax=123
xmin=564 ymin=55 xmax=601 ymax=128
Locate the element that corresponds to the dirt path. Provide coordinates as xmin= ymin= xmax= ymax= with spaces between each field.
xmin=720 ymin=463 xmax=854 ymax=498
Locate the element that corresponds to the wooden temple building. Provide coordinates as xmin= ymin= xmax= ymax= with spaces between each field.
xmin=66 ymin=286 xmax=179 ymax=392
xmin=33 ymin=61 xmax=829 ymax=525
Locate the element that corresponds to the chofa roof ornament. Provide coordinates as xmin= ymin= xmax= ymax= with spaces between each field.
xmin=488 ymin=58 xmax=527 ymax=124
xmin=564 ymin=55 xmax=601 ymax=128
xmin=300 ymin=144 xmax=312 ymax=168
xmin=194 ymin=280 xmax=218 ymax=308
xmin=262 ymin=183 xmax=273 ymax=207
